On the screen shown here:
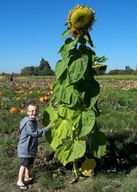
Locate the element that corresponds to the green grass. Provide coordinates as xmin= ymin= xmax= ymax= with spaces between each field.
xmin=95 ymin=74 xmax=137 ymax=80
xmin=0 ymin=76 xmax=137 ymax=191
xmin=97 ymin=86 xmax=137 ymax=132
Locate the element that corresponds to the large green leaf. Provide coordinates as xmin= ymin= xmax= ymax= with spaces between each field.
xmin=61 ymin=48 xmax=78 ymax=65
xmin=49 ymin=129 xmax=62 ymax=150
xmin=58 ymin=85 xmax=73 ymax=104
xmin=64 ymin=37 xmax=79 ymax=52
xmin=58 ymin=85 xmax=81 ymax=107
xmin=54 ymin=60 xmax=67 ymax=80
xmin=58 ymin=104 xmax=75 ymax=119
xmin=43 ymin=106 xmax=58 ymax=127
xmin=56 ymin=119 xmax=72 ymax=139
xmin=90 ymin=131 xmax=107 ymax=158
xmin=61 ymin=50 xmax=70 ymax=64
xmin=49 ymin=117 xmax=73 ymax=150
xmin=53 ymin=80 xmax=70 ymax=102
xmin=68 ymin=54 xmax=88 ymax=83
xmin=55 ymin=140 xmax=86 ymax=166
xmin=59 ymin=39 xmax=79 ymax=64
xmin=73 ymin=79 xmax=100 ymax=108
xmin=65 ymin=89 xmax=82 ymax=108
xmin=58 ymin=84 xmax=79 ymax=105
xmin=47 ymin=117 xmax=71 ymax=150
xmin=84 ymin=79 xmax=100 ymax=108
xmin=89 ymin=95 xmax=99 ymax=110
xmin=79 ymin=44 xmax=95 ymax=63
xmin=58 ymin=38 xmax=73 ymax=53
xmin=59 ymin=37 xmax=79 ymax=56
xmin=72 ymin=109 xmax=95 ymax=138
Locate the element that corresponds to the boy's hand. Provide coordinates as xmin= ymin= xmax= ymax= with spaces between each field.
xmin=47 ymin=125 xmax=56 ymax=130
xmin=42 ymin=127 xmax=49 ymax=135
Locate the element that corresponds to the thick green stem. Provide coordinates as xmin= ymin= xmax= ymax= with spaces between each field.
xmin=73 ymin=159 xmax=78 ymax=177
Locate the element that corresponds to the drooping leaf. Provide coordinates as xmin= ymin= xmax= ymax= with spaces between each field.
xmin=84 ymin=79 xmax=100 ymax=108
xmin=56 ymin=119 xmax=72 ymax=139
xmin=72 ymin=109 xmax=95 ymax=138
xmin=60 ymin=45 xmax=77 ymax=64
xmin=53 ymin=79 xmax=70 ymax=102
xmin=60 ymin=47 xmax=79 ymax=65
xmin=54 ymin=60 xmax=67 ymax=80
xmin=59 ymin=37 xmax=79 ymax=55
xmin=55 ymin=140 xmax=86 ymax=166
xmin=65 ymin=89 xmax=81 ymax=108
xmin=58 ymin=84 xmax=81 ymax=107
xmin=68 ymin=54 xmax=88 ymax=83
xmin=79 ymin=44 xmax=95 ymax=63
xmin=90 ymin=131 xmax=107 ymax=158
xmin=59 ymin=38 xmax=73 ymax=53
xmin=48 ymin=118 xmax=72 ymax=150
xmin=48 ymin=129 xmax=62 ymax=150
xmin=58 ymin=104 xmax=75 ymax=119
xmin=58 ymin=84 xmax=73 ymax=104
xmin=46 ymin=117 xmax=71 ymax=150
xmin=43 ymin=105 xmax=58 ymax=127
xmin=61 ymin=50 xmax=70 ymax=64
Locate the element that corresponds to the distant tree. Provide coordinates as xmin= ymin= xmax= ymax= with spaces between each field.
xmin=107 ymin=68 xmax=136 ymax=75
xmin=21 ymin=67 xmax=32 ymax=76
xmin=29 ymin=66 xmax=35 ymax=75
xmin=38 ymin=58 xmax=54 ymax=76
xmin=33 ymin=66 xmax=39 ymax=76
xmin=125 ymin=66 xmax=130 ymax=71
xmin=20 ymin=58 xmax=54 ymax=76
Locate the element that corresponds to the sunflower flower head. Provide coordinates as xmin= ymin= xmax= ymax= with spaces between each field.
xmin=71 ymin=25 xmax=82 ymax=37
xmin=67 ymin=4 xmax=96 ymax=36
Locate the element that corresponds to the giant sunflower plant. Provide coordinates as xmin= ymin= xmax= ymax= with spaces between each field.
xmin=43 ymin=4 xmax=107 ymax=177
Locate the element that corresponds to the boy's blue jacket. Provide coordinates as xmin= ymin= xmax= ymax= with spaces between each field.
xmin=17 ymin=117 xmax=48 ymax=158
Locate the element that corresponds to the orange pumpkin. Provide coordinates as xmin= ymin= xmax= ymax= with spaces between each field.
xmin=10 ymin=107 xmax=19 ymax=113
xmin=39 ymin=97 xmax=45 ymax=103
xmin=50 ymin=90 xmax=53 ymax=95
xmin=39 ymin=96 xmax=49 ymax=103
xmin=20 ymin=109 xmax=26 ymax=114
xmin=16 ymin=97 xmax=20 ymax=101
xmin=44 ymin=96 xmax=49 ymax=102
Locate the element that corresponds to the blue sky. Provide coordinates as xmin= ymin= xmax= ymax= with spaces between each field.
xmin=0 ymin=0 xmax=137 ymax=74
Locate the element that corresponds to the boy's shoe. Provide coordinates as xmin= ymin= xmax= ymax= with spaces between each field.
xmin=24 ymin=178 xmax=34 ymax=185
xmin=16 ymin=184 xmax=28 ymax=191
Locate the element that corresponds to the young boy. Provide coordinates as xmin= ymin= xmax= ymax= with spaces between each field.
xmin=16 ymin=101 xmax=49 ymax=191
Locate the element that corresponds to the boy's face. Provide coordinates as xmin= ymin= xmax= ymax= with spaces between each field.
xmin=27 ymin=105 xmax=39 ymax=119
